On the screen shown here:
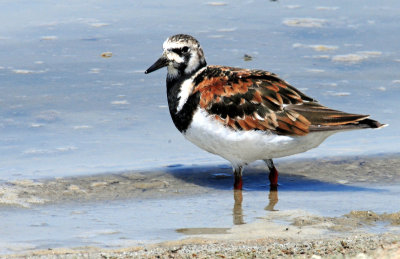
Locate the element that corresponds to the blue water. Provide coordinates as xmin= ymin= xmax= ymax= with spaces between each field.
xmin=1 ymin=0 xmax=399 ymax=180
xmin=0 ymin=183 xmax=399 ymax=254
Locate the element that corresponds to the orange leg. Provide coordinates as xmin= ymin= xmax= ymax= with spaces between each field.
xmin=265 ymin=159 xmax=279 ymax=187
xmin=233 ymin=166 xmax=243 ymax=190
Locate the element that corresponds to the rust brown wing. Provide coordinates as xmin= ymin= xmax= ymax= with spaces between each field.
xmin=286 ymin=102 xmax=385 ymax=131
xmin=192 ymin=65 xmax=384 ymax=135
xmin=192 ymin=66 xmax=314 ymax=136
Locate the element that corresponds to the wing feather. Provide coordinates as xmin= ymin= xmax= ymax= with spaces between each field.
xmin=192 ymin=66 xmax=383 ymax=135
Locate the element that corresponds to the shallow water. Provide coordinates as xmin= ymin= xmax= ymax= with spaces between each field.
xmin=1 ymin=0 xmax=399 ymax=180
xmin=0 ymin=181 xmax=399 ymax=254
xmin=0 ymin=156 xmax=399 ymax=253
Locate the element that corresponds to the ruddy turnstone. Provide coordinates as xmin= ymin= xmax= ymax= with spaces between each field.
xmin=145 ymin=34 xmax=386 ymax=190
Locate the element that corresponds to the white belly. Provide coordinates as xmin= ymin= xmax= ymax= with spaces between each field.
xmin=184 ymin=109 xmax=335 ymax=167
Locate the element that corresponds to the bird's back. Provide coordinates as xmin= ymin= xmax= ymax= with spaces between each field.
xmin=190 ymin=65 xmax=385 ymax=137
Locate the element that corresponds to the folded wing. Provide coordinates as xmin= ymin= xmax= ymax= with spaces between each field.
xmin=193 ymin=66 xmax=384 ymax=136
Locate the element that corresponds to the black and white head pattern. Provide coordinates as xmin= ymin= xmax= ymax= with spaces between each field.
xmin=162 ymin=34 xmax=206 ymax=78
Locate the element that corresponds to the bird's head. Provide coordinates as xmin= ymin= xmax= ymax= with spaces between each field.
xmin=145 ymin=34 xmax=207 ymax=79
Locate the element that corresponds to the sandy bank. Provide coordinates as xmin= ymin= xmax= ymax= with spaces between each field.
xmin=1 ymin=154 xmax=400 ymax=258
xmin=1 ymin=154 xmax=399 ymax=208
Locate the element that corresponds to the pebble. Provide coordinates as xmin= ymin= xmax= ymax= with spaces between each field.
xmin=12 ymin=234 xmax=398 ymax=258
xmin=101 ymin=52 xmax=113 ymax=58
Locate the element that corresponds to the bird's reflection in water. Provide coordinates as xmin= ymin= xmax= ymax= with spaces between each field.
xmin=233 ymin=186 xmax=279 ymax=225
xmin=265 ymin=186 xmax=279 ymax=211
xmin=233 ymin=190 xmax=245 ymax=225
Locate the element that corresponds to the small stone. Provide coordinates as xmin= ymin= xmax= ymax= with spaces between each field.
xmin=90 ymin=182 xmax=108 ymax=188
xmin=68 ymin=185 xmax=81 ymax=191
xmin=101 ymin=52 xmax=113 ymax=58
xmin=243 ymin=54 xmax=252 ymax=61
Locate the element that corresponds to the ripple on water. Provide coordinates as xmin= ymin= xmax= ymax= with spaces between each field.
xmin=282 ymin=18 xmax=327 ymax=28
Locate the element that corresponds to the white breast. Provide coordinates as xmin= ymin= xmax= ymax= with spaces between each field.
xmin=184 ymin=108 xmax=335 ymax=167
xmin=176 ymin=67 xmax=206 ymax=113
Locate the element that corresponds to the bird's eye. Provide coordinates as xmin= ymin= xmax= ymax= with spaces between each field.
xmin=171 ymin=47 xmax=190 ymax=55
xmin=172 ymin=48 xmax=182 ymax=55
xmin=182 ymin=46 xmax=189 ymax=53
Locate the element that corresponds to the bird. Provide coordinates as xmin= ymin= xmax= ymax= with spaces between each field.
xmin=145 ymin=34 xmax=386 ymax=190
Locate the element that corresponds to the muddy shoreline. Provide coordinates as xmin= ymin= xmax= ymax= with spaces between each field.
xmin=1 ymin=154 xmax=400 ymax=258
xmin=5 ymin=221 xmax=400 ymax=259
xmin=1 ymin=154 xmax=399 ymax=208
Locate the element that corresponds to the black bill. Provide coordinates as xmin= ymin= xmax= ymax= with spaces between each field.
xmin=144 ymin=56 xmax=168 ymax=74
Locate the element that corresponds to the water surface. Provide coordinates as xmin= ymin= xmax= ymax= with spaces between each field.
xmin=0 ymin=0 xmax=399 ymax=180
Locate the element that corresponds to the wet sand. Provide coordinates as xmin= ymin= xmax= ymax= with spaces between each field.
xmin=4 ymin=212 xmax=400 ymax=258
xmin=2 ymin=154 xmax=400 ymax=207
xmin=2 ymin=154 xmax=400 ymax=258
xmin=6 ymin=234 xmax=400 ymax=259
